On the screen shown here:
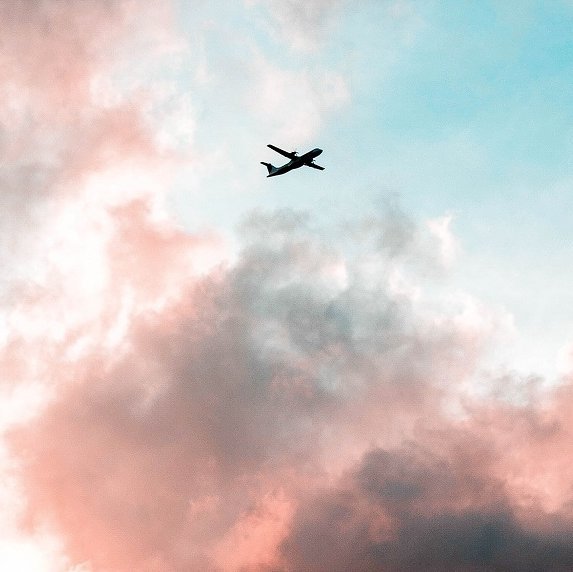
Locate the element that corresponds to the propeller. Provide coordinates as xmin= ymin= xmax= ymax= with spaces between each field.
xmin=291 ymin=150 xmax=298 ymax=156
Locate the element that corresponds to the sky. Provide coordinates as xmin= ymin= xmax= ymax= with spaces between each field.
xmin=2 ymin=1 xmax=573 ymax=570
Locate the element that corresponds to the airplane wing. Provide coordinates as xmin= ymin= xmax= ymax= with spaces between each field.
xmin=268 ymin=144 xmax=297 ymax=159
xmin=306 ymin=163 xmax=325 ymax=170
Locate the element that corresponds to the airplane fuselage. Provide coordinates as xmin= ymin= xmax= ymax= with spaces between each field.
xmin=266 ymin=148 xmax=323 ymax=177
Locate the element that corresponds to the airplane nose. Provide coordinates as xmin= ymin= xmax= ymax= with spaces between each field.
xmin=315 ymin=148 xmax=323 ymax=155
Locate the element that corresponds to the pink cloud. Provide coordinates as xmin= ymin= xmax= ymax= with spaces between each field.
xmin=279 ymin=438 xmax=573 ymax=571
xmin=7 ymin=203 xmax=573 ymax=570
xmin=2 ymin=2 xmax=573 ymax=572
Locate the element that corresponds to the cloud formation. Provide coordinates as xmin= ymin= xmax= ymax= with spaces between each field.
xmin=9 ymin=197 xmax=573 ymax=571
xmin=1 ymin=211 xmax=455 ymax=568
xmin=281 ymin=438 xmax=573 ymax=571
xmin=2 ymin=1 xmax=573 ymax=571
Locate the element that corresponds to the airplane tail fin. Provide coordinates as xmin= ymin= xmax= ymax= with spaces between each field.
xmin=260 ymin=162 xmax=277 ymax=176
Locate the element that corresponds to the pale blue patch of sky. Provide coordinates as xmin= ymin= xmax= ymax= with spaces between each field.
xmin=169 ymin=0 xmax=573 ymax=377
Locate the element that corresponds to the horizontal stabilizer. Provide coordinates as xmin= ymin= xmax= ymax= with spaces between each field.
xmin=260 ymin=162 xmax=277 ymax=176
xmin=307 ymin=163 xmax=325 ymax=170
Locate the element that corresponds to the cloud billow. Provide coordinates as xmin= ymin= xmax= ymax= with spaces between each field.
xmin=11 ymin=204 xmax=573 ymax=571
xmin=281 ymin=445 xmax=573 ymax=571
xmin=2 ymin=1 xmax=573 ymax=571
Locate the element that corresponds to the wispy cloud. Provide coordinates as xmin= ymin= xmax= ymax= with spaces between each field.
xmin=248 ymin=0 xmax=345 ymax=51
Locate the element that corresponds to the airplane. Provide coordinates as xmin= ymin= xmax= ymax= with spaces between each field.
xmin=261 ymin=144 xmax=324 ymax=177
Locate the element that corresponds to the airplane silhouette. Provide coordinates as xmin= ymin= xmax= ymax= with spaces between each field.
xmin=261 ymin=144 xmax=324 ymax=177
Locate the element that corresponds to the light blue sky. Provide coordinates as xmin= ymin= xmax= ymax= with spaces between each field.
xmin=167 ymin=0 xmax=573 ymax=378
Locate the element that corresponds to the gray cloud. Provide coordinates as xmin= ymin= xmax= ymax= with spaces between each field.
xmin=281 ymin=444 xmax=573 ymax=571
xmin=7 ymin=207 xmax=541 ymax=571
